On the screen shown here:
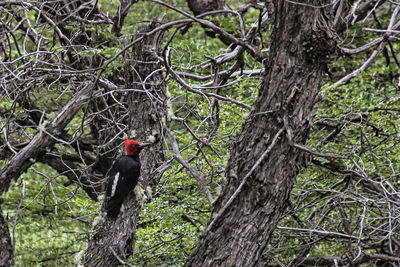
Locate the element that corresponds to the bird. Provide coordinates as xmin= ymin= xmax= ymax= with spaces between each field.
xmin=104 ymin=139 xmax=151 ymax=218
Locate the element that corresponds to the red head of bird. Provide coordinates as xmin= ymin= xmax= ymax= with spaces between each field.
xmin=124 ymin=139 xmax=151 ymax=156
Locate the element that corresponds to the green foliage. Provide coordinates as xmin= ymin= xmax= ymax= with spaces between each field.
xmin=3 ymin=164 xmax=98 ymax=266
xmin=1 ymin=1 xmax=257 ymax=264
xmin=2 ymin=0 xmax=399 ymax=266
xmin=132 ymin=169 xmax=209 ymax=266
xmin=267 ymin=41 xmax=400 ymax=263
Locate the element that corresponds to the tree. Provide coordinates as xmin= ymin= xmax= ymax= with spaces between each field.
xmin=1 ymin=0 xmax=399 ymax=266
xmin=81 ymin=20 xmax=167 ymax=266
xmin=187 ymin=0 xmax=336 ymax=264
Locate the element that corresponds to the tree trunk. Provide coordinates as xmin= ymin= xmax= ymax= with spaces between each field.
xmin=0 ymin=204 xmax=13 ymax=267
xmin=186 ymin=0 xmax=336 ymax=265
xmin=81 ymin=21 xmax=166 ymax=266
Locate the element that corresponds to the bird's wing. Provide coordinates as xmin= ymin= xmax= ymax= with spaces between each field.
xmin=105 ymin=156 xmax=124 ymax=199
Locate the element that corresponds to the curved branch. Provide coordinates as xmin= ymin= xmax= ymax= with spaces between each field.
xmin=0 ymin=84 xmax=93 ymax=194
xmin=166 ymin=127 xmax=214 ymax=204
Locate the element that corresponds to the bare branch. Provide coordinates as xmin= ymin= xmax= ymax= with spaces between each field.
xmin=165 ymin=127 xmax=214 ymax=204
xmin=165 ymin=48 xmax=252 ymax=110
xmin=0 ymin=84 xmax=93 ymax=194
xmin=148 ymin=0 xmax=266 ymax=60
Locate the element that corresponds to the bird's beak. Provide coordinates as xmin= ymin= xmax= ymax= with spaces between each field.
xmin=140 ymin=143 xmax=152 ymax=148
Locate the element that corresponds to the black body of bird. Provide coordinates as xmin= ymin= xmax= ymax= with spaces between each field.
xmin=104 ymin=139 xmax=150 ymax=218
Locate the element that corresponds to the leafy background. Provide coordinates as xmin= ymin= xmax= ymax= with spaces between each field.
xmin=1 ymin=0 xmax=399 ymax=266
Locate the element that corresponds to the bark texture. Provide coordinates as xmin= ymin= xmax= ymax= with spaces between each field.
xmin=0 ymin=204 xmax=13 ymax=267
xmin=186 ymin=0 xmax=336 ymax=266
xmin=81 ymin=21 xmax=166 ymax=266
xmin=186 ymin=0 xmax=226 ymax=15
xmin=185 ymin=0 xmax=237 ymax=47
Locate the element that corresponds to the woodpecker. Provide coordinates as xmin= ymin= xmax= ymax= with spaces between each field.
xmin=104 ymin=139 xmax=150 ymax=218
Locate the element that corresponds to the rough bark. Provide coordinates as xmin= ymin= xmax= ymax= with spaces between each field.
xmin=186 ymin=0 xmax=226 ymax=16
xmin=186 ymin=0 xmax=336 ymax=266
xmin=0 ymin=203 xmax=13 ymax=267
xmin=185 ymin=0 xmax=237 ymax=47
xmin=81 ymin=21 xmax=166 ymax=266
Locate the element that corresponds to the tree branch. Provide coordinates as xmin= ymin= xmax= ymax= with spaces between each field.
xmin=0 ymin=84 xmax=93 ymax=194
xmin=165 ymin=127 xmax=214 ymax=204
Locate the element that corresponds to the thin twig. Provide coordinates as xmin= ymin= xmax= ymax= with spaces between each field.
xmin=277 ymin=226 xmax=366 ymax=240
xmin=165 ymin=127 xmax=214 ymax=204
xmin=164 ymin=48 xmax=252 ymax=110
xmin=109 ymin=246 xmax=135 ymax=267
xmin=292 ymin=143 xmax=347 ymax=159
xmin=331 ymin=6 xmax=400 ymax=88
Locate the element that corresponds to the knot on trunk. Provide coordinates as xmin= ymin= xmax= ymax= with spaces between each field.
xmin=302 ymin=29 xmax=338 ymax=63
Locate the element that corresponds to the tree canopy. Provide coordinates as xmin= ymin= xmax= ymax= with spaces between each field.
xmin=1 ymin=0 xmax=399 ymax=266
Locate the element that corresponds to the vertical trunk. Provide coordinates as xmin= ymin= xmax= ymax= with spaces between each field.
xmin=0 ymin=205 xmax=13 ymax=267
xmin=81 ymin=21 xmax=166 ymax=266
xmin=186 ymin=1 xmax=336 ymax=266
